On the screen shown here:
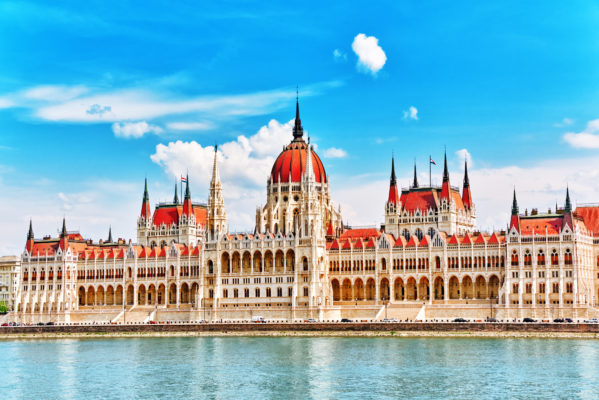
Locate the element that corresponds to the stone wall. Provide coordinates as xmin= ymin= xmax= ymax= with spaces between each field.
xmin=2 ymin=322 xmax=599 ymax=335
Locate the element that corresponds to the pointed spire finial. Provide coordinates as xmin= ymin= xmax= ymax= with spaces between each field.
xmin=107 ymin=225 xmax=113 ymax=243
xmin=173 ymin=182 xmax=179 ymax=204
xmin=27 ymin=219 xmax=34 ymax=240
xmin=292 ymin=89 xmax=304 ymax=141
xmin=463 ymin=159 xmax=470 ymax=188
xmin=565 ymin=186 xmax=572 ymax=213
xmin=184 ymin=173 xmax=191 ymax=200
xmin=60 ymin=217 xmax=67 ymax=238
xmin=143 ymin=177 xmax=149 ymax=202
xmin=442 ymin=149 xmax=449 ymax=183
xmin=512 ymin=187 xmax=519 ymax=216
xmin=413 ymin=160 xmax=419 ymax=188
xmin=390 ymin=156 xmax=397 ymax=185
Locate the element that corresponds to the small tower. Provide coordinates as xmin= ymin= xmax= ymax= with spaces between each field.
xmin=462 ymin=160 xmax=472 ymax=209
xmin=509 ymin=188 xmax=520 ymax=232
xmin=173 ymin=182 xmax=179 ymax=205
xmin=412 ymin=161 xmax=419 ymax=188
xmin=384 ymin=156 xmax=401 ymax=237
xmin=107 ymin=226 xmax=113 ymax=243
xmin=440 ymin=151 xmax=451 ymax=203
xmin=59 ymin=218 xmax=68 ymax=251
xmin=182 ymin=174 xmax=193 ymax=217
xmin=208 ymin=146 xmax=227 ymax=236
xmin=25 ymin=219 xmax=34 ymax=253
xmin=137 ymin=178 xmax=153 ymax=245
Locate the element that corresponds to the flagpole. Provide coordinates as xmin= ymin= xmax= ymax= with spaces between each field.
xmin=429 ymin=154 xmax=432 ymax=187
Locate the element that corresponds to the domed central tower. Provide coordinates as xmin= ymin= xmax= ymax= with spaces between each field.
xmin=255 ymin=98 xmax=343 ymax=238
xmin=270 ymin=101 xmax=327 ymax=184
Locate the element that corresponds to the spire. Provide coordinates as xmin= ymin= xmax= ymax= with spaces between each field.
xmin=143 ymin=178 xmax=149 ymax=203
xmin=509 ymin=188 xmax=520 ymax=232
xmin=440 ymin=150 xmax=451 ymax=201
xmin=140 ymin=178 xmax=151 ymax=219
xmin=387 ymin=156 xmax=400 ymax=205
xmin=565 ymin=186 xmax=572 ymax=213
xmin=511 ymin=188 xmax=519 ymax=216
xmin=60 ymin=217 xmax=67 ymax=238
xmin=173 ymin=183 xmax=179 ymax=204
xmin=442 ymin=151 xmax=449 ymax=183
xmin=184 ymin=174 xmax=191 ymax=200
xmin=208 ymin=147 xmax=227 ymax=233
xmin=27 ymin=219 xmax=34 ymax=240
xmin=183 ymin=174 xmax=192 ymax=216
xmin=304 ymin=138 xmax=315 ymax=183
xmin=59 ymin=218 xmax=69 ymax=251
xmin=107 ymin=226 xmax=113 ymax=243
xmin=211 ymin=145 xmax=220 ymax=184
xmin=412 ymin=161 xmax=419 ymax=188
xmin=26 ymin=219 xmax=34 ymax=252
xmin=390 ymin=156 xmax=397 ymax=185
xmin=462 ymin=159 xmax=472 ymax=209
xmin=292 ymin=91 xmax=304 ymax=141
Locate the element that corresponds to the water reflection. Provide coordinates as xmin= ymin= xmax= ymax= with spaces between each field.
xmin=0 ymin=337 xmax=598 ymax=399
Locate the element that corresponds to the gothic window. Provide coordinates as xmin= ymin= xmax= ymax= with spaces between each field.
xmin=415 ymin=229 xmax=423 ymax=241
xmin=403 ymin=229 xmax=410 ymax=241
xmin=428 ymin=227 xmax=435 ymax=239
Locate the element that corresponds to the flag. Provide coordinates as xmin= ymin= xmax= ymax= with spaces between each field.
xmin=430 ymin=157 xmax=436 ymax=165
xmin=181 ymin=176 xmax=187 ymax=183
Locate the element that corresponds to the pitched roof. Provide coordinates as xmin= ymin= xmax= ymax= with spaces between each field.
xmin=519 ymin=215 xmax=563 ymax=235
xmin=575 ymin=206 xmax=599 ymax=234
xmin=340 ymin=228 xmax=381 ymax=240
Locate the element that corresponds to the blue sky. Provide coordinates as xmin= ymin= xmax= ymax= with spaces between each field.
xmin=2 ymin=1 xmax=599 ymax=254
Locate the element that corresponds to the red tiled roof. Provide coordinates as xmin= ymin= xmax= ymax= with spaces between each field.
xmin=520 ymin=215 xmax=563 ymax=235
xmin=342 ymin=239 xmax=352 ymax=250
xmin=448 ymin=235 xmax=459 ymax=245
xmin=270 ymin=141 xmax=327 ymax=184
xmin=474 ymin=234 xmax=486 ymax=245
xmin=152 ymin=204 xmax=207 ymax=228
xmin=394 ymin=236 xmax=406 ymax=247
xmin=339 ymin=228 xmax=381 ymax=240
xmin=419 ymin=235 xmax=429 ymax=246
xmin=399 ymin=187 xmax=466 ymax=213
xmin=575 ymin=206 xmax=599 ymax=234
xmin=461 ymin=234 xmax=472 ymax=245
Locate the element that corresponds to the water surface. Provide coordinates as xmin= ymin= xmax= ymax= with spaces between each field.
xmin=0 ymin=336 xmax=597 ymax=399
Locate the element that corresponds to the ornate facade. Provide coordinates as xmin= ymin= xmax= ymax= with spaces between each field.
xmin=13 ymin=101 xmax=599 ymax=323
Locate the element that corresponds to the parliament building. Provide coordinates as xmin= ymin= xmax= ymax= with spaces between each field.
xmin=13 ymin=101 xmax=599 ymax=323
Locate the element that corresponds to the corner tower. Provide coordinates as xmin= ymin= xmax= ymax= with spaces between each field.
xmin=208 ymin=146 xmax=227 ymax=237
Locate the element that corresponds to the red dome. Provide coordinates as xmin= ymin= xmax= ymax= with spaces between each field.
xmin=270 ymin=141 xmax=327 ymax=184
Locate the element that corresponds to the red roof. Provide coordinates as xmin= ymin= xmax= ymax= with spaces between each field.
xmin=399 ymin=188 xmax=466 ymax=213
xmin=340 ymin=228 xmax=381 ymax=240
xmin=366 ymin=238 xmax=376 ymax=248
xmin=270 ymin=140 xmax=326 ymax=184
xmin=448 ymin=234 xmax=459 ymax=245
xmin=406 ymin=236 xmax=418 ymax=247
xmin=419 ymin=235 xmax=429 ymax=246
xmin=152 ymin=204 xmax=207 ymax=227
xmin=329 ymin=240 xmax=339 ymax=250
xmin=354 ymin=238 xmax=364 ymax=249
xmin=520 ymin=215 xmax=563 ymax=235
xmin=575 ymin=206 xmax=599 ymax=234
xmin=474 ymin=234 xmax=486 ymax=245
xmin=394 ymin=236 xmax=406 ymax=247
xmin=488 ymin=232 xmax=501 ymax=244
xmin=342 ymin=240 xmax=352 ymax=250
xmin=461 ymin=234 xmax=472 ymax=245
xmin=388 ymin=183 xmax=400 ymax=204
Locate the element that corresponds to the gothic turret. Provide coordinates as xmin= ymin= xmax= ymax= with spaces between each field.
xmin=26 ymin=219 xmax=34 ymax=253
xmin=140 ymin=178 xmax=151 ymax=220
xmin=183 ymin=174 xmax=192 ymax=216
xmin=208 ymin=146 xmax=227 ymax=235
xmin=173 ymin=183 xmax=179 ymax=205
xmin=59 ymin=218 xmax=68 ymax=250
xmin=387 ymin=157 xmax=400 ymax=205
xmin=412 ymin=161 xmax=419 ymax=188
xmin=440 ymin=151 xmax=451 ymax=202
xmin=107 ymin=226 xmax=113 ymax=243
xmin=292 ymin=95 xmax=304 ymax=142
xmin=384 ymin=156 xmax=401 ymax=237
xmin=462 ymin=160 xmax=472 ymax=209
xmin=509 ymin=188 xmax=520 ymax=232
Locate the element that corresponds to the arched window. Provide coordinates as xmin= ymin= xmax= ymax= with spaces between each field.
xmin=303 ymin=286 xmax=309 ymax=297
xmin=266 ymin=288 xmax=272 ymax=297
xmin=255 ymin=288 xmax=260 ymax=297
xmin=537 ymin=249 xmax=545 ymax=266
xmin=564 ymin=249 xmax=573 ymax=265
xmin=428 ymin=227 xmax=435 ymax=239
xmin=288 ymin=287 xmax=293 ymax=297
xmin=303 ymin=257 xmax=308 ymax=271
xmin=511 ymin=250 xmax=519 ymax=266
xmin=208 ymin=260 xmax=214 ymax=274
xmin=277 ymin=287 xmax=283 ymax=297
xmin=403 ymin=229 xmax=410 ymax=241
xmin=524 ymin=250 xmax=531 ymax=266
xmin=415 ymin=229 xmax=423 ymax=241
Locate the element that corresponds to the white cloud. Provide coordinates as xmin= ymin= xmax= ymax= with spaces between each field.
xmin=563 ymin=119 xmax=599 ymax=149
xmin=112 ymin=121 xmax=163 ymax=138
xmin=402 ymin=106 xmax=418 ymax=120
xmin=166 ymin=121 xmax=213 ymax=131
xmin=151 ymin=119 xmax=294 ymax=230
xmin=455 ymin=148 xmax=473 ymax=167
xmin=23 ymin=85 xmax=88 ymax=102
xmin=323 ymin=147 xmax=348 ymax=158
xmin=0 ymin=97 xmax=14 ymax=108
xmin=554 ymin=117 xmax=574 ymax=128
xmin=351 ymin=33 xmax=387 ymax=75
xmin=333 ymin=49 xmax=347 ymax=62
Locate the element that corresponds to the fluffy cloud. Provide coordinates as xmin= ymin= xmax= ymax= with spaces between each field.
xmin=166 ymin=122 xmax=212 ymax=131
xmin=112 ymin=121 xmax=163 ymax=138
xmin=455 ymin=148 xmax=472 ymax=167
xmin=351 ymin=33 xmax=387 ymax=75
xmin=402 ymin=106 xmax=418 ymax=120
xmin=323 ymin=147 xmax=347 ymax=158
xmin=563 ymin=119 xmax=599 ymax=149
xmin=151 ymin=119 xmax=294 ymax=229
